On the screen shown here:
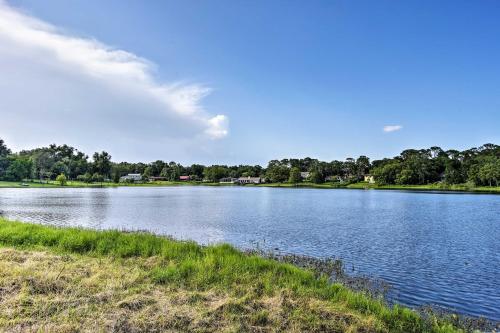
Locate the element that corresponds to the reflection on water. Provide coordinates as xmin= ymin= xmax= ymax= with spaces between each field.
xmin=0 ymin=186 xmax=498 ymax=321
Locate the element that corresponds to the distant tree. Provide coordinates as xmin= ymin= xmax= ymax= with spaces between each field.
xmin=92 ymin=151 xmax=112 ymax=178
xmin=150 ymin=160 xmax=165 ymax=177
xmin=355 ymin=155 xmax=371 ymax=179
xmin=265 ymin=164 xmax=289 ymax=183
xmin=143 ymin=166 xmax=153 ymax=178
xmin=160 ymin=166 xmax=170 ymax=178
xmin=189 ymin=164 xmax=205 ymax=179
xmin=203 ymin=165 xmax=229 ymax=182
xmin=112 ymin=171 xmax=120 ymax=183
xmin=372 ymin=161 xmax=402 ymax=185
xmin=51 ymin=161 xmax=69 ymax=177
xmin=56 ymin=173 xmax=67 ymax=186
xmin=288 ymin=167 xmax=301 ymax=184
xmin=343 ymin=158 xmax=356 ymax=178
xmin=479 ymin=160 xmax=500 ymax=186
xmin=309 ymin=170 xmax=324 ymax=184
xmin=444 ymin=158 xmax=464 ymax=184
xmin=170 ymin=165 xmax=181 ymax=181
xmin=77 ymin=174 xmax=90 ymax=183
xmin=92 ymin=173 xmax=104 ymax=183
xmin=5 ymin=157 xmax=32 ymax=181
xmin=0 ymin=139 xmax=11 ymax=178
xmin=0 ymin=139 xmax=10 ymax=157
xmin=32 ymin=151 xmax=54 ymax=181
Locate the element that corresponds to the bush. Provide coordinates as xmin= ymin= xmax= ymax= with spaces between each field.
xmin=55 ymin=173 xmax=67 ymax=186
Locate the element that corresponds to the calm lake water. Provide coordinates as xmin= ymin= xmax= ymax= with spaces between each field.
xmin=0 ymin=186 xmax=498 ymax=321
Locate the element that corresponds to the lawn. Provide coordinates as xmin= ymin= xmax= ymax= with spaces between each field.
xmin=346 ymin=182 xmax=500 ymax=193
xmin=1 ymin=179 xmax=498 ymax=194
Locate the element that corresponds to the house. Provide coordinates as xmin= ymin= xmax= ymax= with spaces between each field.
xmin=326 ymin=175 xmax=348 ymax=183
xmin=179 ymin=175 xmax=191 ymax=181
xmin=364 ymin=175 xmax=375 ymax=183
xmin=237 ymin=176 xmax=264 ymax=184
xmin=149 ymin=176 xmax=168 ymax=181
xmin=300 ymin=172 xmax=310 ymax=180
xmin=120 ymin=173 xmax=142 ymax=182
xmin=219 ymin=177 xmax=238 ymax=183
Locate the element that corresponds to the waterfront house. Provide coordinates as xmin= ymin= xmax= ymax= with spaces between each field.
xmin=120 ymin=173 xmax=142 ymax=182
xmin=219 ymin=177 xmax=238 ymax=183
xmin=179 ymin=175 xmax=191 ymax=181
xmin=237 ymin=176 xmax=263 ymax=184
xmin=364 ymin=174 xmax=375 ymax=183
xmin=300 ymin=172 xmax=310 ymax=180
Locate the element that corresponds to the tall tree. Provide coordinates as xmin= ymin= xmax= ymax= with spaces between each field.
xmin=92 ymin=151 xmax=112 ymax=178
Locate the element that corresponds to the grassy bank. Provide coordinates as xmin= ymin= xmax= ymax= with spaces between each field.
xmin=345 ymin=182 xmax=500 ymax=193
xmin=1 ymin=179 xmax=499 ymax=194
xmin=0 ymin=180 xmax=224 ymax=188
xmin=0 ymin=218 xmax=460 ymax=332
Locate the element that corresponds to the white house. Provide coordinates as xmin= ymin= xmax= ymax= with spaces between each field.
xmin=238 ymin=176 xmax=264 ymax=184
xmin=364 ymin=175 xmax=375 ymax=183
xmin=120 ymin=173 xmax=142 ymax=182
xmin=300 ymin=172 xmax=310 ymax=179
xmin=219 ymin=177 xmax=238 ymax=183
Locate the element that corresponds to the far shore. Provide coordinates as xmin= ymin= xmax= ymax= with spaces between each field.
xmin=1 ymin=180 xmax=499 ymax=194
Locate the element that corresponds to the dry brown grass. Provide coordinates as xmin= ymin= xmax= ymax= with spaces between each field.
xmin=0 ymin=248 xmax=384 ymax=333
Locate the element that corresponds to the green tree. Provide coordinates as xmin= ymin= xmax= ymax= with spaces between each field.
xmin=5 ymin=157 xmax=32 ymax=181
xmin=372 ymin=161 xmax=402 ymax=185
xmin=112 ymin=171 xmax=120 ymax=183
xmin=288 ymin=167 xmax=301 ymax=184
xmin=0 ymin=139 xmax=11 ymax=180
xmin=265 ymin=160 xmax=289 ymax=183
xmin=92 ymin=173 xmax=104 ymax=183
xmin=479 ymin=161 xmax=500 ymax=186
xmin=309 ymin=170 xmax=324 ymax=184
xmin=143 ymin=166 xmax=153 ymax=178
xmin=56 ymin=173 xmax=67 ymax=186
xmin=203 ymin=166 xmax=229 ymax=182
xmin=92 ymin=151 xmax=112 ymax=179
xmin=355 ymin=155 xmax=371 ymax=179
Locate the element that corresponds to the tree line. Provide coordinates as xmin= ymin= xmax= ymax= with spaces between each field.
xmin=0 ymin=139 xmax=498 ymax=187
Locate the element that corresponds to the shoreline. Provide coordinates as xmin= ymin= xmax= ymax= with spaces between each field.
xmin=0 ymin=218 xmax=470 ymax=332
xmin=1 ymin=180 xmax=499 ymax=194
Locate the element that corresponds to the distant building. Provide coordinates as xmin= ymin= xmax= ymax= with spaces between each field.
xmin=149 ymin=176 xmax=168 ymax=181
xmin=364 ymin=175 xmax=375 ymax=183
xmin=179 ymin=175 xmax=191 ymax=181
xmin=300 ymin=172 xmax=310 ymax=179
xmin=238 ymin=176 xmax=264 ymax=184
xmin=326 ymin=175 xmax=347 ymax=182
xmin=219 ymin=177 xmax=238 ymax=183
xmin=120 ymin=173 xmax=142 ymax=182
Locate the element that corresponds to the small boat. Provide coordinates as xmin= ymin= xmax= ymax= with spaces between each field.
xmin=19 ymin=183 xmax=29 ymax=187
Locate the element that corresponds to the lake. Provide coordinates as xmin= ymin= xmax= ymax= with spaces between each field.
xmin=0 ymin=186 xmax=498 ymax=321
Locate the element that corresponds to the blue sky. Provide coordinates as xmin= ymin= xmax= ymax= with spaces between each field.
xmin=1 ymin=0 xmax=499 ymax=165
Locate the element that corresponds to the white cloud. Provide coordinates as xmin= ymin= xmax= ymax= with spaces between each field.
xmin=383 ymin=125 xmax=403 ymax=133
xmin=0 ymin=1 xmax=228 ymax=161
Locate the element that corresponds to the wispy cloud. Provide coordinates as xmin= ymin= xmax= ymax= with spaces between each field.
xmin=383 ymin=125 xmax=403 ymax=133
xmin=0 ymin=1 xmax=228 ymax=160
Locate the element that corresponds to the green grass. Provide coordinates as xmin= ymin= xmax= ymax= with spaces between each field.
xmin=346 ymin=182 xmax=500 ymax=193
xmin=0 ymin=180 xmax=212 ymax=188
xmin=1 ymin=179 xmax=498 ymax=194
xmin=0 ymin=181 xmax=60 ymax=188
xmin=0 ymin=218 xmax=461 ymax=332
